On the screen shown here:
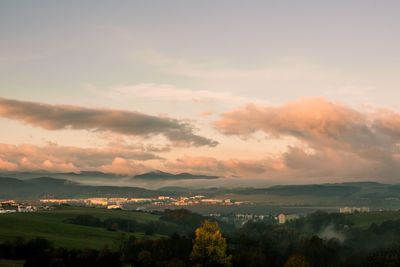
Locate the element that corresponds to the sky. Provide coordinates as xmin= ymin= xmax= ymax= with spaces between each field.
xmin=1 ymin=1 xmax=400 ymax=184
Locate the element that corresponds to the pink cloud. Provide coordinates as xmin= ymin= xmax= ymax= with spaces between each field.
xmin=0 ymin=158 xmax=18 ymax=171
xmin=0 ymin=142 xmax=159 ymax=174
xmin=166 ymin=156 xmax=284 ymax=177
xmin=214 ymin=98 xmax=400 ymax=181
xmin=100 ymin=157 xmax=148 ymax=175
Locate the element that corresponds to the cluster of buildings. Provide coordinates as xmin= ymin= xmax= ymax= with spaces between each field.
xmin=0 ymin=200 xmax=38 ymax=213
xmin=277 ymin=213 xmax=300 ymax=224
xmin=339 ymin=206 xmax=370 ymax=214
xmin=40 ymin=196 xmax=243 ymax=209
xmin=40 ymin=197 xmax=154 ymax=209
xmin=208 ymin=212 xmax=299 ymax=226
xmin=171 ymin=196 xmax=242 ymax=206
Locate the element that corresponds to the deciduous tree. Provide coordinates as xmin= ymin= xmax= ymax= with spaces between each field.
xmin=191 ymin=220 xmax=231 ymax=267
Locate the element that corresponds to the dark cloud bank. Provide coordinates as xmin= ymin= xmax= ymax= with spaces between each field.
xmin=0 ymin=97 xmax=217 ymax=147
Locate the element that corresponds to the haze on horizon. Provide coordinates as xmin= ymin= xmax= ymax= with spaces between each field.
xmin=1 ymin=1 xmax=400 ymax=185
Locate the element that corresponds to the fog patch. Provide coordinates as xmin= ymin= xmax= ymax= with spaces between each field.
xmin=318 ymin=224 xmax=345 ymax=242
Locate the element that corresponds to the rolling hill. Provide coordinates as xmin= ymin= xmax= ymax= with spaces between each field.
xmin=0 ymin=206 xmax=162 ymax=249
xmin=133 ymin=170 xmax=219 ymax=180
xmin=0 ymin=177 xmax=168 ymax=199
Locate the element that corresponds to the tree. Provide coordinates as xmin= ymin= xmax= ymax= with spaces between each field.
xmin=190 ymin=220 xmax=231 ymax=267
xmin=284 ymin=253 xmax=310 ymax=267
xmin=137 ymin=250 xmax=152 ymax=267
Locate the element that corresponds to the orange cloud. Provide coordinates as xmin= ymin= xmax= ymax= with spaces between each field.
xmin=166 ymin=156 xmax=285 ymax=177
xmin=215 ymin=98 xmax=400 ymax=154
xmin=0 ymin=158 xmax=18 ymax=171
xmin=214 ymin=98 xmax=400 ymax=181
xmin=215 ymin=98 xmax=364 ymax=143
xmin=100 ymin=157 xmax=148 ymax=175
xmin=0 ymin=142 xmax=159 ymax=174
xmin=41 ymin=159 xmax=79 ymax=173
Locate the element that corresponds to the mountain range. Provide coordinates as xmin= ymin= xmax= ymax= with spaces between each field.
xmin=0 ymin=170 xmax=218 ymax=181
xmin=2 ymin=176 xmax=400 ymax=209
xmin=0 ymin=176 xmax=166 ymax=199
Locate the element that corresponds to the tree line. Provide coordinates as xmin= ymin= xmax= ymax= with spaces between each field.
xmin=2 ymin=210 xmax=400 ymax=266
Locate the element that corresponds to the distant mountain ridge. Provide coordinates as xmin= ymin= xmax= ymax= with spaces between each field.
xmin=0 ymin=176 xmax=399 ymax=207
xmin=0 ymin=177 xmax=167 ymax=199
xmin=133 ymin=170 xmax=219 ymax=180
xmin=0 ymin=170 xmax=218 ymax=181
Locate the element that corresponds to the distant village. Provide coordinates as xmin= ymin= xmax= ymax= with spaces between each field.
xmin=1 ymin=195 xmax=373 ymax=228
xmin=0 ymin=196 xmax=244 ymax=213
xmin=0 ymin=198 xmax=300 ymax=226
xmin=0 ymin=200 xmax=39 ymax=213
xmin=208 ymin=212 xmax=300 ymax=226
xmin=339 ymin=206 xmax=370 ymax=214
xmin=39 ymin=195 xmax=245 ymax=209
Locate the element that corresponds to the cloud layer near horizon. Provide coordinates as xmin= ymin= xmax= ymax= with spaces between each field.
xmin=0 ymin=97 xmax=217 ymax=147
xmin=214 ymin=98 xmax=400 ymax=181
xmin=0 ymin=142 xmax=158 ymax=174
xmin=3 ymin=97 xmax=400 ymax=182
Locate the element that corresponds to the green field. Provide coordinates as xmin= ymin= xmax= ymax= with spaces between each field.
xmin=214 ymin=193 xmax=345 ymax=206
xmin=0 ymin=260 xmax=24 ymax=267
xmin=347 ymin=211 xmax=400 ymax=229
xmin=0 ymin=206 xmax=162 ymax=249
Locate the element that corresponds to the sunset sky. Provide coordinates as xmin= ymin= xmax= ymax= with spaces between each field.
xmin=1 ymin=1 xmax=400 ymax=183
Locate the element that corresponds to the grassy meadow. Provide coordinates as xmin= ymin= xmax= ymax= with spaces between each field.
xmin=0 ymin=206 xmax=161 ymax=249
xmin=347 ymin=211 xmax=400 ymax=229
xmin=0 ymin=260 xmax=24 ymax=267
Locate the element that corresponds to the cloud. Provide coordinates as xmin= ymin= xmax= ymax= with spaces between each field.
xmin=214 ymin=98 xmax=400 ymax=181
xmin=100 ymin=157 xmax=148 ymax=175
xmin=98 ymin=83 xmax=261 ymax=104
xmin=11 ymin=156 xmax=80 ymax=173
xmin=281 ymin=146 xmax=384 ymax=180
xmin=139 ymin=50 xmax=339 ymax=82
xmin=0 ymin=142 xmax=160 ymax=174
xmin=0 ymin=97 xmax=217 ymax=147
xmin=165 ymin=156 xmax=284 ymax=177
xmin=0 ymin=142 xmax=286 ymax=178
xmin=137 ymin=51 xmax=352 ymax=100
xmin=0 ymin=158 xmax=18 ymax=171
xmin=215 ymin=98 xmax=392 ymax=153
xmin=200 ymin=111 xmax=214 ymax=117
xmin=41 ymin=160 xmax=79 ymax=173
